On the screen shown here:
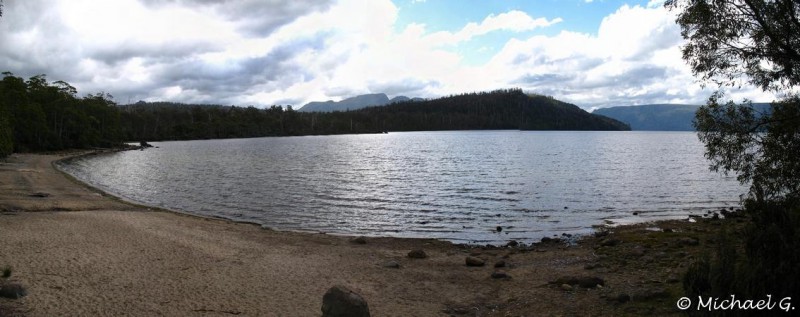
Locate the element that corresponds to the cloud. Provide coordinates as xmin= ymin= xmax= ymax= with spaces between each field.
xmin=480 ymin=4 xmax=774 ymax=108
xmin=423 ymin=10 xmax=562 ymax=46
xmin=0 ymin=0 xmax=775 ymax=109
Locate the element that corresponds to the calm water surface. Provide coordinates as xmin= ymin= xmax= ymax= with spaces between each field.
xmin=58 ymin=131 xmax=745 ymax=244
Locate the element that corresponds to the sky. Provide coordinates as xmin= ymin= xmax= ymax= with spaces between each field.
xmin=0 ymin=0 xmax=778 ymax=110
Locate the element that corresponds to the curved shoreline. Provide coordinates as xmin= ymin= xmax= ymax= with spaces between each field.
xmin=0 ymin=152 xmax=736 ymax=316
xmin=52 ymin=151 xmax=268 ymax=228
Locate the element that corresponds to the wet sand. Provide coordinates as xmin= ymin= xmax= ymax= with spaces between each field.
xmin=0 ymin=153 xmax=717 ymax=316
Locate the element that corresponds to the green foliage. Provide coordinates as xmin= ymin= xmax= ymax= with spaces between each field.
xmin=694 ymin=94 xmax=800 ymax=202
xmin=0 ymin=93 xmax=12 ymax=158
xmin=671 ymin=0 xmax=800 ymax=304
xmin=0 ymin=73 xmax=124 ymax=153
xmin=670 ymin=0 xmax=800 ymax=202
xmin=682 ymin=202 xmax=800 ymax=314
xmin=666 ymin=0 xmax=800 ymax=91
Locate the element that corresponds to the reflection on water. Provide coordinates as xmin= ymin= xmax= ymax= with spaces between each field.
xmin=58 ymin=131 xmax=745 ymax=244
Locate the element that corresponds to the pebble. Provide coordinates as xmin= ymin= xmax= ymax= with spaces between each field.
xmin=0 ymin=282 xmax=27 ymax=299
xmin=407 ymin=249 xmax=427 ymax=259
xmin=350 ymin=236 xmax=367 ymax=244
xmin=383 ymin=261 xmax=400 ymax=269
xmin=678 ymin=237 xmax=700 ymax=246
xmin=560 ymin=284 xmax=573 ymax=291
xmin=465 ymin=256 xmax=485 ymax=267
xmin=600 ymin=238 xmax=621 ymax=247
xmin=491 ymin=271 xmax=510 ymax=279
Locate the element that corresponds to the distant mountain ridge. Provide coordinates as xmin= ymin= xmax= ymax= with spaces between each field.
xmin=298 ymin=93 xmax=424 ymax=112
xmin=593 ymin=103 xmax=771 ymax=131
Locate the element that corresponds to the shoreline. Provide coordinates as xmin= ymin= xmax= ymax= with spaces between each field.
xmin=51 ymin=147 xmax=739 ymax=246
xmin=0 ymin=152 xmax=741 ymax=316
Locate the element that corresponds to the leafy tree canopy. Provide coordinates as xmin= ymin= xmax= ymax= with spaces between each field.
xmin=668 ymin=0 xmax=800 ymax=202
xmin=667 ymin=0 xmax=800 ymax=91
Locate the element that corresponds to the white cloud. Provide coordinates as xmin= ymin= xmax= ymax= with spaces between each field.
xmin=0 ymin=0 xmax=775 ymax=109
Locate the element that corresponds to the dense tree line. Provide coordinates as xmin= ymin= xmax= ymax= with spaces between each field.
xmin=1 ymin=74 xmax=628 ymax=158
xmin=0 ymin=73 xmax=122 ymax=156
xmin=119 ymin=89 xmax=628 ymax=142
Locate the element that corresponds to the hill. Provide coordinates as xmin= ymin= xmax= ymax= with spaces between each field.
xmin=356 ymin=89 xmax=629 ymax=132
xmin=116 ymin=89 xmax=628 ymax=142
xmin=593 ymin=103 xmax=771 ymax=131
xmin=298 ymin=93 xmax=424 ymax=112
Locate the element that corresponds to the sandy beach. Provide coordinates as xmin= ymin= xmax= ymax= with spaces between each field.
xmin=0 ymin=153 xmax=721 ymax=316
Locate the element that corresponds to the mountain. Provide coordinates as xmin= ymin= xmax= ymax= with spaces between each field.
xmin=593 ymin=104 xmax=700 ymax=131
xmin=593 ymin=103 xmax=771 ymax=131
xmin=298 ymin=93 xmax=423 ymax=112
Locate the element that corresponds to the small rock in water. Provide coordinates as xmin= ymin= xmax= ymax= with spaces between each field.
xmin=407 ymin=249 xmax=427 ymax=259
xmin=633 ymin=212 xmax=639 ymax=216
xmin=506 ymin=240 xmax=518 ymax=247
xmin=496 ymin=226 xmax=503 ymax=232
xmin=321 ymin=285 xmax=371 ymax=317
xmin=465 ymin=256 xmax=485 ymax=267
xmin=350 ymin=236 xmax=367 ymax=244
xmin=564 ymin=206 xmax=569 ymax=210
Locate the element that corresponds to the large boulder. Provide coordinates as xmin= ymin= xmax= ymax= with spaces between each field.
xmin=321 ymin=285 xmax=370 ymax=317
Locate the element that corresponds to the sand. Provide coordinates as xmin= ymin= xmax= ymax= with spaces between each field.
xmin=0 ymin=153 xmax=713 ymax=316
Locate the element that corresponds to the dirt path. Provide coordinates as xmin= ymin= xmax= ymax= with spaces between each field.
xmin=0 ymin=153 xmax=723 ymax=316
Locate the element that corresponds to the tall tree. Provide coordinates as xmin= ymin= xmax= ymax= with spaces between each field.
xmin=668 ymin=0 xmax=800 ymax=300
xmin=667 ymin=0 xmax=800 ymax=202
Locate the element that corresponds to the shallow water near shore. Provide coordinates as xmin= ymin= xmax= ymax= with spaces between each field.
xmin=57 ymin=131 xmax=744 ymax=244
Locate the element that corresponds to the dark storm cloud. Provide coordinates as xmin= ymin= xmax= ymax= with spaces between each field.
xmin=0 ymin=0 xmax=336 ymax=106
xmin=91 ymin=42 xmax=223 ymax=66
xmin=146 ymin=36 xmax=326 ymax=104
xmin=140 ymin=0 xmax=335 ymax=37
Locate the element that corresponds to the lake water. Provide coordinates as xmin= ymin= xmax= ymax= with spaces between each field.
xmin=57 ymin=131 xmax=745 ymax=244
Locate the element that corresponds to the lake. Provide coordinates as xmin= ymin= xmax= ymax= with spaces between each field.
xmin=57 ymin=131 xmax=745 ymax=244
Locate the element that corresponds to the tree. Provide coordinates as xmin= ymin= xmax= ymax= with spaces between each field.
xmin=668 ymin=0 xmax=800 ymax=301
xmin=667 ymin=0 xmax=800 ymax=91
xmin=667 ymin=0 xmax=800 ymax=202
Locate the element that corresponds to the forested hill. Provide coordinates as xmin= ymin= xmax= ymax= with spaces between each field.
xmin=353 ymin=89 xmax=629 ymax=131
xmin=0 ymin=73 xmax=628 ymax=158
xmin=118 ymin=89 xmax=629 ymax=142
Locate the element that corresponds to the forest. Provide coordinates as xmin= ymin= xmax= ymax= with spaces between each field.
xmin=0 ymin=73 xmax=629 ymax=158
xmin=0 ymin=73 xmax=121 ymax=157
